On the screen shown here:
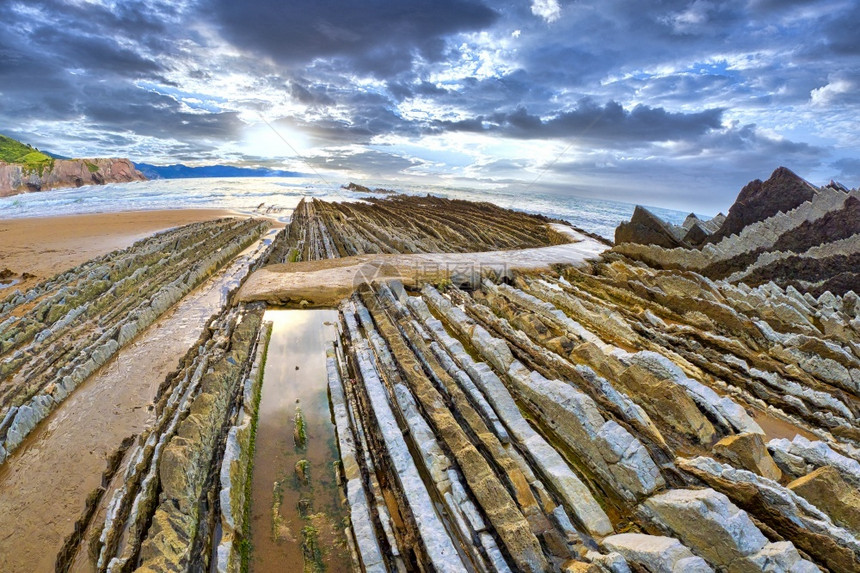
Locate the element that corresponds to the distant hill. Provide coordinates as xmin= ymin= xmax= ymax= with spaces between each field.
xmin=1 ymin=134 xmax=145 ymax=197
xmin=0 ymin=134 xmax=54 ymax=176
xmin=135 ymin=163 xmax=304 ymax=179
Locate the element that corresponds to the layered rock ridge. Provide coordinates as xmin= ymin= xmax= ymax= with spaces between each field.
xmin=241 ymin=195 xmax=858 ymax=571
xmin=0 ymin=218 xmax=269 ymax=464
xmin=614 ymin=167 xmax=860 ymax=295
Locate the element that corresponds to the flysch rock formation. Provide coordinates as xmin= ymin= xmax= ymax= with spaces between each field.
xmin=0 ymin=157 xmax=146 ymax=196
xmin=3 ymin=192 xmax=859 ymax=572
xmin=0 ymin=218 xmax=269 ymax=463
xmin=614 ymin=166 xmax=860 ymax=296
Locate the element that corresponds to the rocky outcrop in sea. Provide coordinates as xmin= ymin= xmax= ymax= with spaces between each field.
xmin=0 ymin=157 xmax=146 ymax=197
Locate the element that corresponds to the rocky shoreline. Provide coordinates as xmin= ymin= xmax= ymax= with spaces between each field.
xmin=0 ymin=185 xmax=857 ymax=572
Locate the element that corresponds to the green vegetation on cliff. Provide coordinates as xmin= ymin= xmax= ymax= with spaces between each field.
xmin=0 ymin=134 xmax=54 ymax=176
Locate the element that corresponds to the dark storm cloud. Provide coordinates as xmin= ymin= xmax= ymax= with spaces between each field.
xmin=273 ymin=89 xmax=421 ymax=146
xmin=83 ymin=90 xmax=244 ymax=140
xmin=33 ymin=27 xmax=162 ymax=76
xmin=501 ymin=0 xmax=856 ymax=109
xmin=0 ymin=1 xmax=168 ymax=117
xmin=433 ymin=100 xmax=723 ymax=143
xmin=386 ymin=80 xmax=450 ymax=101
xmin=287 ymin=80 xmax=336 ymax=107
xmin=540 ymin=123 xmax=828 ymax=211
xmin=207 ymin=0 xmax=498 ymax=77
xmin=0 ymin=0 xmax=247 ymax=155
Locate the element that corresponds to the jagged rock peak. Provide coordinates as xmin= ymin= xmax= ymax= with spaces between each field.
xmin=614 ymin=205 xmax=688 ymax=248
xmin=711 ymin=166 xmax=818 ymax=241
xmin=824 ymin=180 xmax=849 ymax=192
xmin=682 ymin=213 xmax=702 ymax=230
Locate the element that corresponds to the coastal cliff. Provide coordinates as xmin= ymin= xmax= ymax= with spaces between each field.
xmin=0 ymin=157 xmax=146 ymax=197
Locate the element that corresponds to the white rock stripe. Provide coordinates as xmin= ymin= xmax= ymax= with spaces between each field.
xmin=342 ymin=302 xmax=466 ymax=572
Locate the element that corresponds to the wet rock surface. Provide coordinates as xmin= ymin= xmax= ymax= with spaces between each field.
xmin=249 ymin=193 xmax=859 ymax=571
xmin=92 ymin=304 xmax=265 ymax=573
xmin=0 ymin=218 xmax=269 ymax=463
xmin=264 ymin=195 xmax=571 ymax=264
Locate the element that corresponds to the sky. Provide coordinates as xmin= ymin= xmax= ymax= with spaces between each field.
xmin=0 ymin=0 xmax=858 ymax=213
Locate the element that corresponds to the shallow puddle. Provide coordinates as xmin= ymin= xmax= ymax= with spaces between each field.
xmin=249 ymin=309 xmax=350 ymax=573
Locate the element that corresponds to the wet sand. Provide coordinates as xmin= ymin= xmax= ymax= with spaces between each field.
xmin=0 ymin=209 xmax=236 ymax=289
xmin=754 ymin=410 xmax=818 ymax=442
xmin=0 ymin=235 xmax=268 ymax=573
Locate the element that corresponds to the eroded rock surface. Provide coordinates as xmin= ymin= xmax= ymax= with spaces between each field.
xmin=0 ymin=218 xmax=269 ymax=461
xmin=613 ymin=167 xmax=859 ymax=295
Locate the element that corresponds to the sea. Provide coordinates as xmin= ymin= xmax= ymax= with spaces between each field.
xmin=0 ymin=177 xmax=695 ymax=240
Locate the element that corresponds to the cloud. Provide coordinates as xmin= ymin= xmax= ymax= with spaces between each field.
xmin=831 ymin=157 xmax=860 ymax=185
xmin=206 ymin=0 xmax=499 ymax=77
xmin=304 ymin=147 xmax=423 ymax=176
xmin=810 ymin=74 xmax=860 ymax=107
xmin=0 ymin=0 xmax=858 ymax=212
xmin=433 ymin=100 xmax=724 ymax=144
xmin=531 ymin=0 xmax=561 ymax=23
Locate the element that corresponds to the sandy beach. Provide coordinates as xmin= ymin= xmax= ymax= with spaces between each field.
xmin=0 ymin=209 xmax=237 ymax=289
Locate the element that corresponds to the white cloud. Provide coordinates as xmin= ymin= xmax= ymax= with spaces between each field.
xmin=531 ymin=0 xmax=561 ymax=23
xmin=810 ymin=78 xmax=855 ymax=107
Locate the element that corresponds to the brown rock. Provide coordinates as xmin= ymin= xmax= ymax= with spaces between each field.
xmin=788 ymin=466 xmax=860 ymax=534
xmin=561 ymin=561 xmax=601 ymax=573
xmin=680 ymin=461 xmax=860 ymax=572
xmin=571 ymin=342 xmax=626 ymax=381
xmin=682 ymin=221 xmax=711 ymax=246
xmin=710 ymin=167 xmax=817 ymax=241
xmin=0 ymin=157 xmax=146 ymax=197
xmin=771 ymin=195 xmax=860 ymax=253
xmin=617 ymin=365 xmax=716 ymax=445
xmin=713 ymin=433 xmax=782 ymax=481
xmin=362 ymin=291 xmax=551 ymax=572
xmin=614 ymin=206 xmax=687 ymax=248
